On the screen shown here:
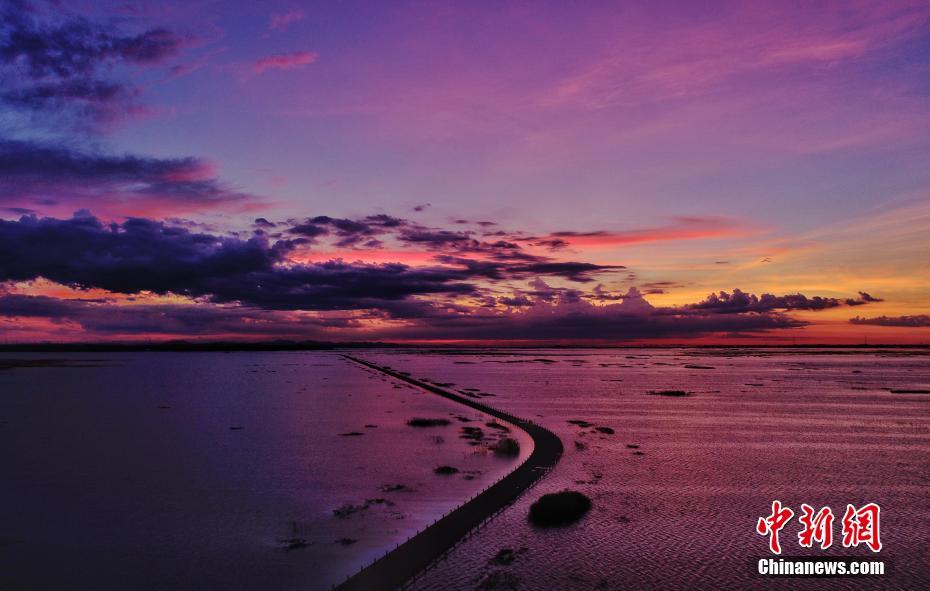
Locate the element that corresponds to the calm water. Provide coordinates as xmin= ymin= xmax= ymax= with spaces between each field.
xmin=0 ymin=352 xmax=527 ymax=590
xmin=1 ymin=348 xmax=928 ymax=590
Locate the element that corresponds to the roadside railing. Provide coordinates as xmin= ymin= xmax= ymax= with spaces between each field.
xmin=332 ymin=356 xmax=562 ymax=591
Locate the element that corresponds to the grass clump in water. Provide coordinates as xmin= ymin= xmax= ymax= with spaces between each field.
xmin=490 ymin=437 xmax=520 ymax=456
xmin=406 ymin=417 xmax=451 ymax=427
xmin=528 ymin=490 xmax=592 ymax=526
xmin=648 ymin=389 xmax=690 ymax=397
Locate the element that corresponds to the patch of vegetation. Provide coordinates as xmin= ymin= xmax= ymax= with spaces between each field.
xmin=684 ymin=364 xmax=716 ymax=370
xmin=528 ymin=490 xmax=592 ymax=526
xmin=488 ymin=547 xmax=526 ymax=565
xmin=333 ymin=498 xmax=394 ymax=518
xmin=491 ymin=437 xmax=520 ymax=456
xmin=406 ymin=417 xmax=451 ymax=427
xmin=594 ymin=426 xmax=614 ymax=434
xmin=648 ymin=389 xmax=690 ymax=397
xmin=460 ymin=426 xmax=485 ymax=440
xmin=477 ymin=571 xmax=521 ymax=590
xmin=433 ymin=465 xmax=459 ymax=475
xmin=567 ymin=419 xmax=593 ymax=427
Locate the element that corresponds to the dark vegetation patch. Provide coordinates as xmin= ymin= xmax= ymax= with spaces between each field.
xmin=491 ymin=437 xmax=520 ymax=456
xmin=594 ymin=426 xmax=614 ymax=434
xmin=684 ymin=364 xmax=716 ymax=370
xmin=528 ymin=490 xmax=592 ymax=526
xmin=888 ymin=389 xmax=930 ymax=394
xmin=626 ymin=444 xmax=640 ymax=449
xmin=333 ymin=498 xmax=394 ymax=518
xmin=488 ymin=547 xmax=527 ymax=566
xmin=338 ymin=431 xmax=364 ymax=436
xmin=460 ymin=426 xmax=485 ymax=441
xmin=648 ymin=390 xmax=690 ymax=397
xmin=406 ymin=417 xmax=451 ymax=427
xmin=486 ymin=421 xmax=510 ymax=432
xmin=433 ymin=465 xmax=459 ymax=475
xmin=335 ymin=537 xmax=357 ymax=546
xmin=574 ymin=440 xmax=587 ymax=451
xmin=379 ymin=484 xmax=410 ymax=493
xmin=477 ymin=570 xmax=521 ymax=590
xmin=567 ymin=419 xmax=593 ymax=427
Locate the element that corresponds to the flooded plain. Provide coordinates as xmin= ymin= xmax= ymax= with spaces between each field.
xmin=362 ymin=348 xmax=930 ymax=591
xmin=1 ymin=348 xmax=928 ymax=590
xmin=0 ymin=352 xmax=527 ymax=590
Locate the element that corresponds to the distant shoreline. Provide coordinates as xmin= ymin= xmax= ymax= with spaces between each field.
xmin=0 ymin=341 xmax=927 ymax=352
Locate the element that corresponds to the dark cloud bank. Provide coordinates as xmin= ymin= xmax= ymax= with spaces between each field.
xmin=0 ymin=2 xmax=259 ymax=213
xmin=851 ymin=315 xmax=930 ymax=328
xmin=0 ymin=139 xmax=257 ymax=211
xmin=1 ymin=0 xmax=183 ymax=127
xmin=0 ymin=212 xmax=880 ymax=341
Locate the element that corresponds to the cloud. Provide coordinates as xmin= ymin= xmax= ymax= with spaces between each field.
xmin=0 ymin=212 xmax=876 ymax=342
xmin=287 ymin=214 xmax=406 ymax=246
xmin=544 ymin=217 xmax=747 ymax=249
xmin=377 ymin=287 xmax=807 ymax=342
xmin=268 ymin=9 xmax=306 ymax=32
xmin=253 ymin=51 xmax=318 ymax=73
xmin=687 ymin=288 xmax=877 ymax=313
xmin=850 ymin=315 xmax=930 ymax=328
xmin=0 ymin=284 xmax=820 ymax=342
xmin=0 ymin=138 xmax=261 ymax=214
xmin=0 ymin=1 xmax=184 ymax=128
xmin=0 ymin=213 xmax=482 ymax=312
xmin=0 ymin=294 xmax=357 ymax=337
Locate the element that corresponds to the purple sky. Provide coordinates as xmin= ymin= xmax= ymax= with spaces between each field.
xmin=1 ymin=0 xmax=929 ymax=343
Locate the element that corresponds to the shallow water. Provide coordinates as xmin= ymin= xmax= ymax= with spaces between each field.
xmin=0 ymin=352 xmax=527 ymax=590
xmin=2 ymin=348 xmax=927 ymax=590
xmin=359 ymin=348 xmax=930 ymax=591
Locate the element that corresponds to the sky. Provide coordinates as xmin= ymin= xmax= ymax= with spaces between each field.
xmin=1 ymin=0 xmax=929 ymax=344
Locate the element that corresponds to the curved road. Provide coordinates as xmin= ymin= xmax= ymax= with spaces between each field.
xmin=335 ymin=355 xmax=563 ymax=591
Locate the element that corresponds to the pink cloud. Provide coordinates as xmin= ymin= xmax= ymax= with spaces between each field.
xmin=253 ymin=51 xmax=318 ymax=74
xmin=545 ymin=217 xmax=752 ymax=250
